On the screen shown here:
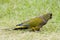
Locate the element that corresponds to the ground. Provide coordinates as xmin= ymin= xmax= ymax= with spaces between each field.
xmin=0 ymin=0 xmax=60 ymax=40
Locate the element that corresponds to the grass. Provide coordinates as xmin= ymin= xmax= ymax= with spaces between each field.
xmin=0 ymin=0 xmax=60 ymax=40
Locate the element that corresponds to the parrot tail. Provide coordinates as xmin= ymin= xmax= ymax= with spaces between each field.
xmin=13 ymin=26 xmax=28 ymax=30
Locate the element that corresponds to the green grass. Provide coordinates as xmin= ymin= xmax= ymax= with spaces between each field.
xmin=0 ymin=0 xmax=60 ymax=40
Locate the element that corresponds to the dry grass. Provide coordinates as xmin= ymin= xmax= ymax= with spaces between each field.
xmin=0 ymin=30 xmax=60 ymax=40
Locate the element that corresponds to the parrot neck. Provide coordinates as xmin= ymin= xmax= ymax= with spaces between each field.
xmin=40 ymin=15 xmax=47 ymax=23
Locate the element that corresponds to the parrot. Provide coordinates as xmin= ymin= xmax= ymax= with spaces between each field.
xmin=13 ymin=13 xmax=52 ymax=31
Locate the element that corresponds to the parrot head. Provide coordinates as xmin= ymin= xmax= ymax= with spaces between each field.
xmin=42 ymin=13 xmax=52 ymax=21
xmin=47 ymin=13 xmax=52 ymax=19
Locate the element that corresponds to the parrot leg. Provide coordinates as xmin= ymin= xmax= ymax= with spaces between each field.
xmin=30 ymin=26 xmax=40 ymax=31
xmin=34 ymin=26 xmax=40 ymax=31
xmin=30 ymin=27 xmax=36 ymax=31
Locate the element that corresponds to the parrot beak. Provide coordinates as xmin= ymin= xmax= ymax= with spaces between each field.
xmin=50 ymin=13 xmax=52 ymax=19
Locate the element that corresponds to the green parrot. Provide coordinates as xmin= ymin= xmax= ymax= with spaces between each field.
xmin=13 ymin=13 xmax=52 ymax=31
